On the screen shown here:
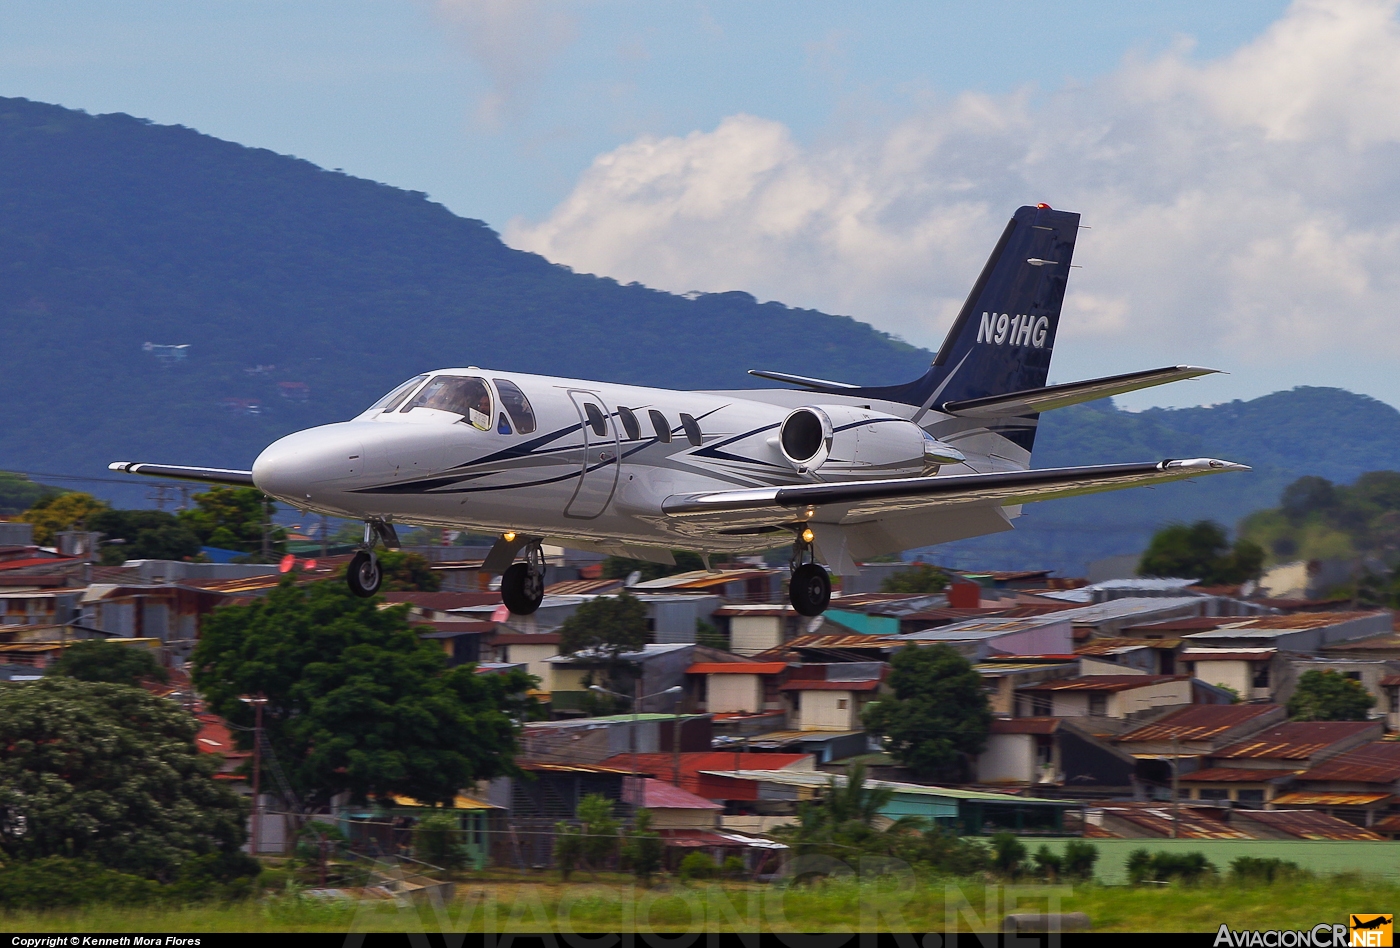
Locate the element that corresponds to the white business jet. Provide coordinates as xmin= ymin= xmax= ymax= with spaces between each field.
xmin=112 ymin=205 xmax=1246 ymax=617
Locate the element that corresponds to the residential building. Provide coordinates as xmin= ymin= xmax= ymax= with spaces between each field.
xmin=974 ymin=718 xmax=1137 ymax=794
xmin=1181 ymin=648 xmax=1282 ymax=703
xmin=975 ymin=658 xmax=1079 ymax=715
xmin=1206 ymin=720 xmax=1384 ymax=775
xmin=543 ymin=642 xmax=695 ymax=714
xmin=1116 ymin=704 xmax=1285 ymax=757
xmin=685 ymin=661 xmax=786 ymax=715
xmin=780 ymin=662 xmax=886 ymax=730
xmin=712 ymin=604 xmax=803 ymax=657
xmin=1230 ymin=809 xmax=1384 ymax=840
xmin=1182 ymin=612 xmax=1392 ymax=653
xmin=1277 ymin=741 xmax=1400 ymax=827
xmin=1014 ymin=675 xmax=1192 ymax=720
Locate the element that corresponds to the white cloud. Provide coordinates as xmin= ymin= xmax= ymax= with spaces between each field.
xmin=432 ymin=0 xmax=576 ymax=125
xmin=506 ymin=0 xmax=1400 ymax=385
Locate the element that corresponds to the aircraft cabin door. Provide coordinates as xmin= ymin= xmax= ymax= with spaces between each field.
xmin=565 ymin=390 xmax=621 ymax=519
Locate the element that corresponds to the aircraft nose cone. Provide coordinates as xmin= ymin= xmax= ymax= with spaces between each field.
xmin=252 ymin=424 xmax=367 ymax=503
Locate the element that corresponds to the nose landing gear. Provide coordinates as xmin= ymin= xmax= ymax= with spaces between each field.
xmin=346 ymin=520 xmax=400 ymax=598
xmin=500 ymin=540 xmax=546 ymax=616
xmin=788 ymin=529 xmax=830 ymax=617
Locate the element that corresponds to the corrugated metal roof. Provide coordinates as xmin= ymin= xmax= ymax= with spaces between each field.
xmin=687 ymin=662 xmax=787 ymax=675
xmin=622 ymin=777 xmax=724 ymax=809
xmin=1380 ymin=674 xmax=1400 ymax=687
xmin=382 ymin=591 xmax=501 ymax=610
xmin=703 ymin=769 xmax=1072 ymax=805
xmin=1076 ymin=638 xmax=1182 ymax=655
xmin=1296 ymin=741 xmax=1400 ymax=784
xmin=1322 ymin=634 xmax=1400 ymax=652
xmin=1214 ymin=721 xmax=1380 ymax=760
xmin=629 ymin=569 xmax=778 ymax=590
xmin=1180 ymin=648 xmax=1277 ymax=662
xmin=1226 ymin=612 xmax=1387 ymax=630
xmin=780 ymin=678 xmax=881 ymax=691
xmin=1124 ymin=617 xmax=1241 ymax=633
xmin=1018 ymin=674 xmax=1184 ymax=693
xmin=1270 ymin=791 xmax=1393 ymax=807
xmin=1095 ymin=806 xmax=1251 ymax=839
xmin=545 ymin=579 xmax=625 ymax=596
xmin=1234 ymin=809 xmax=1384 ymax=840
xmin=1178 ymin=767 xmax=1295 ymax=783
xmin=990 ymin=718 xmax=1060 ymax=735
xmin=1118 ymin=704 xmax=1282 ymax=743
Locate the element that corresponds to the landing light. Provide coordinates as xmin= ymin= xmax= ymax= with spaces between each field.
xmin=503 ymin=531 xmax=516 ymax=542
xmin=800 ymin=527 xmax=815 ymax=544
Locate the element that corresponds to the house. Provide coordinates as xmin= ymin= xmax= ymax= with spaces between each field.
xmin=898 ymin=614 xmax=1073 ymax=659
xmin=974 ymin=717 xmax=1138 ymax=794
xmin=1231 ymin=808 xmax=1384 ymax=840
xmin=1085 ymin=803 xmax=1252 ymax=839
xmin=1075 ymin=638 xmax=1183 ymax=675
xmin=628 ymin=568 xmax=785 ymax=605
xmin=712 ymin=604 xmax=803 ymax=657
xmin=780 ymin=662 xmax=886 ymax=730
xmin=1276 ymin=741 xmax=1400 ymax=827
xmin=1282 ymin=657 xmax=1400 ymax=719
xmin=518 ymin=712 xmax=713 ymax=766
xmin=412 ymin=618 xmax=494 ymax=666
xmin=598 ymin=751 xmax=814 ymax=800
xmin=622 ymin=777 xmax=721 ymax=830
xmin=1182 ymin=612 xmax=1392 ymax=654
xmin=752 ymin=632 xmax=902 ymax=664
xmin=1014 ymin=675 xmax=1192 ymax=720
xmin=1181 ymin=648 xmax=1281 ymax=703
xmin=544 ymin=642 xmax=695 ymax=715
xmin=1116 ymin=703 xmax=1285 ymax=757
xmin=974 ymin=658 xmax=1079 ymax=715
xmin=484 ymin=632 xmax=561 ymax=686
xmin=685 ymin=661 xmax=787 ymax=715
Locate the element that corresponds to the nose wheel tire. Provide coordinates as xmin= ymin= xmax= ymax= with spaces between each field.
xmin=347 ymin=551 xmax=382 ymax=598
xmin=789 ymin=562 xmax=831 ymax=616
xmin=501 ymin=562 xmax=545 ymax=615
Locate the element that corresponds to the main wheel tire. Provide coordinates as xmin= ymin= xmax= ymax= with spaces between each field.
xmin=347 ymin=551 xmax=382 ymax=597
xmin=501 ymin=562 xmax=545 ymax=615
xmin=789 ymin=562 xmax=831 ymax=616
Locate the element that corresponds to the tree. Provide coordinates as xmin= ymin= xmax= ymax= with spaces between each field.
xmin=1287 ymin=669 xmax=1376 ymax=721
xmin=695 ymin=619 xmax=728 ymax=650
xmin=990 ymin=833 xmax=1027 ymax=879
xmin=880 ymin=563 xmax=950 ymax=594
xmin=0 ymin=678 xmax=251 ymax=882
xmin=370 ymin=550 xmax=442 ymax=592
xmin=1138 ymin=520 xmax=1265 ymax=585
xmin=178 ymin=486 xmax=284 ymax=557
xmin=51 ymin=639 xmax=169 ymax=687
xmin=87 ymin=509 xmax=202 ymax=565
xmin=1061 ymin=839 xmax=1099 ymax=881
xmin=19 ymin=491 xmax=109 ymax=545
xmin=574 ymin=793 xmax=619 ymax=876
xmin=558 ymin=593 xmax=649 ymax=694
xmin=862 ymin=644 xmax=992 ymax=781
xmin=620 ymin=808 xmax=663 ymax=884
xmin=192 ymin=578 xmax=535 ymax=816
xmin=776 ymin=762 xmax=924 ymax=862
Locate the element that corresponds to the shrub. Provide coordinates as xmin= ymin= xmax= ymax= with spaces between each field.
xmin=1230 ymin=856 xmax=1310 ymax=884
xmin=901 ymin=828 xmax=990 ymax=876
xmin=1062 ymin=840 xmax=1099 ymax=882
xmin=1032 ymin=844 xmax=1063 ymax=882
xmin=0 ymin=856 xmax=160 ymax=910
xmin=679 ymin=852 xmax=718 ymax=882
xmin=722 ymin=856 xmax=747 ymax=879
xmin=413 ymin=812 xmax=467 ymax=870
xmin=1127 ymin=848 xmax=1217 ymax=885
xmin=991 ymin=832 xmax=1027 ymax=879
xmin=620 ymin=809 xmax=664 ymax=885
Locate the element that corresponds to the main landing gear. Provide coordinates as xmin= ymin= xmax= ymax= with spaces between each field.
xmin=788 ymin=528 xmax=831 ymax=617
xmin=500 ymin=540 xmax=546 ymax=616
xmin=347 ymin=520 xmax=399 ymax=598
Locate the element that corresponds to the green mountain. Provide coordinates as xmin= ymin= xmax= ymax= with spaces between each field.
xmin=5 ymin=95 xmax=1399 ymax=575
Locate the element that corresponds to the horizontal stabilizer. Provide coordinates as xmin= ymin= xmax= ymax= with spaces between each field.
xmin=109 ymin=462 xmax=255 ymax=487
xmin=662 ymin=457 xmax=1247 ymax=532
xmin=747 ymin=369 xmax=860 ymax=391
xmin=940 ymin=365 xmax=1221 ymax=417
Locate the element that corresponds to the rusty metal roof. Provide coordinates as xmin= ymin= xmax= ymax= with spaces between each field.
xmin=1380 ymin=675 xmax=1400 ymax=687
xmin=1296 ymin=741 xmax=1400 ymax=784
xmin=1118 ymin=704 xmax=1282 ymax=743
xmin=1123 ymin=617 xmax=1239 ymax=633
xmin=1180 ymin=648 xmax=1277 ymax=662
xmin=750 ymin=633 xmax=901 ymax=661
xmin=780 ymin=678 xmax=881 ymax=691
xmin=1225 ymin=612 xmax=1388 ymax=630
xmin=1371 ymin=814 xmax=1400 ymax=834
xmin=1234 ymin=809 xmax=1384 ymax=840
xmin=1178 ymin=767 xmax=1295 ymax=783
xmin=990 ymin=718 xmax=1060 ymax=735
xmin=1096 ymin=806 xmax=1251 ymax=839
xmin=687 ymin=662 xmax=787 ymax=675
xmin=545 ymin=579 xmax=624 ymax=596
xmin=1322 ymin=634 xmax=1400 ymax=652
xmin=1213 ymin=721 xmax=1381 ymax=759
xmin=1075 ymin=638 xmax=1182 ymax=655
xmin=1270 ymin=791 xmax=1393 ymax=807
xmin=1018 ymin=674 xmax=1185 ymax=693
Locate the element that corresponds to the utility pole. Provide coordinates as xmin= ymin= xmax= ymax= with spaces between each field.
xmin=1171 ymin=734 xmax=1180 ymax=839
xmin=241 ymin=695 xmax=269 ymax=856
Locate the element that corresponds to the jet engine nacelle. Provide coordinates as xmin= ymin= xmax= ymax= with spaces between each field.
xmin=777 ymin=404 xmax=965 ymax=479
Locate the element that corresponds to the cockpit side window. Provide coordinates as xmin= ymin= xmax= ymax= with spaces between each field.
xmin=493 ymin=379 xmax=537 ymax=434
xmin=369 ymin=375 xmax=428 ymax=413
xmin=401 ymin=375 xmax=493 ymax=430
xmin=617 ymin=406 xmax=641 ymax=440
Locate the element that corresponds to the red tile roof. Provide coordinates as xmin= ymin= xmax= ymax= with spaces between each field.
xmin=1295 ymin=741 xmax=1400 ymax=784
xmin=687 ymin=662 xmax=787 ymax=675
xmin=990 ymin=718 xmax=1059 ymax=735
xmin=1213 ymin=721 xmax=1381 ymax=760
xmin=1118 ymin=704 xmax=1282 ymax=743
xmin=780 ymin=678 xmax=881 ymax=691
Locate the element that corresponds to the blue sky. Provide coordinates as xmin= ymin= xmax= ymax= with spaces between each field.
xmin=12 ymin=1 xmax=1400 ymax=411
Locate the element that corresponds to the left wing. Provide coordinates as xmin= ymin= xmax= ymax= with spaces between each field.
xmin=661 ymin=458 xmax=1247 ymax=532
xmin=109 ymin=462 xmax=255 ymax=487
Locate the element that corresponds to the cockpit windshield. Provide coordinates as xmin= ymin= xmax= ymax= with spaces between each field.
xmin=368 ymin=375 xmax=428 ymax=413
xmin=401 ymin=375 xmax=493 ymax=430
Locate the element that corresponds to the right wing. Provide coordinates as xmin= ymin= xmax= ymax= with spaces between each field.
xmin=661 ymin=457 xmax=1247 ymax=534
xmin=109 ymin=462 xmax=255 ymax=487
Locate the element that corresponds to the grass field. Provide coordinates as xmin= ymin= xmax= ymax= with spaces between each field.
xmin=5 ymin=874 xmax=1398 ymax=933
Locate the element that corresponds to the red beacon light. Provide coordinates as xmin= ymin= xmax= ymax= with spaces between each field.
xmin=1036 ymin=203 xmax=1052 ymax=209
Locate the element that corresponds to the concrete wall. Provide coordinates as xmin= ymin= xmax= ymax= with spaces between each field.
xmin=505 ymin=642 xmax=559 ymax=687
xmin=731 ymin=617 xmax=783 ymax=656
xmin=650 ymin=807 xmax=718 ymax=830
xmin=708 ymin=673 xmax=764 ymax=713
xmin=976 ymin=733 xmax=1036 ymax=784
xmin=1193 ymin=659 xmax=1253 ymax=700
xmin=1108 ymin=680 xmax=1193 ymax=718
xmin=798 ymin=690 xmax=859 ymax=730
